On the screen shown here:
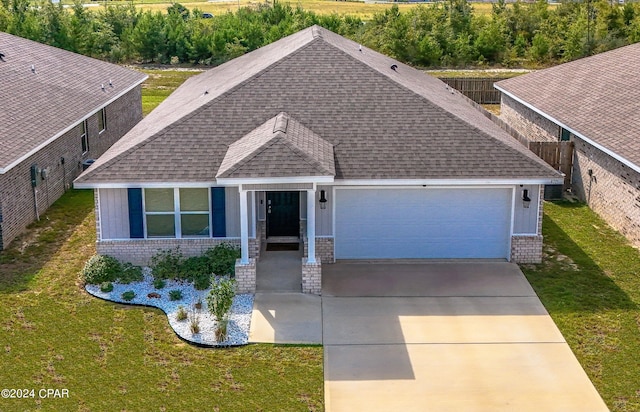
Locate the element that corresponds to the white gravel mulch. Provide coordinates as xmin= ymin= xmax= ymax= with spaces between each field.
xmin=85 ymin=269 xmax=253 ymax=347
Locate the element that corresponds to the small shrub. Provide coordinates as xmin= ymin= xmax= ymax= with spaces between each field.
xmin=204 ymin=243 xmax=240 ymax=277
xmin=153 ymin=278 xmax=166 ymax=289
xmin=82 ymin=254 xmax=121 ymax=284
xmin=193 ymin=274 xmax=212 ymax=290
xmin=175 ymin=306 xmax=188 ymax=321
xmin=207 ymin=276 xmax=236 ymax=342
xmin=100 ymin=282 xmax=113 ymax=293
xmin=121 ymin=291 xmax=135 ymax=301
xmin=189 ymin=312 xmax=200 ymax=334
xmin=151 ymin=248 xmax=183 ymax=280
xmin=119 ymin=263 xmax=143 ymax=284
xmin=169 ymin=290 xmax=183 ymax=301
xmin=182 ymin=255 xmax=211 ymax=280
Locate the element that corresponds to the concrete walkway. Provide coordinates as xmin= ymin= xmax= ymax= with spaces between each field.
xmin=250 ymin=262 xmax=609 ymax=411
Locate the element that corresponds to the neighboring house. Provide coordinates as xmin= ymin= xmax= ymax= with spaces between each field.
xmin=74 ymin=26 xmax=562 ymax=294
xmin=0 ymin=32 xmax=147 ymax=250
xmin=495 ymin=43 xmax=640 ymax=250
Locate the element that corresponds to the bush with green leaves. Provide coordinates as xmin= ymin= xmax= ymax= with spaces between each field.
xmin=207 ymin=277 xmax=236 ymax=320
xmin=121 ymin=291 xmax=135 ymax=301
xmin=82 ymin=254 xmax=121 ymax=284
xmin=205 ymin=243 xmax=241 ymax=277
xmin=153 ymin=278 xmax=166 ymax=289
xmin=100 ymin=282 xmax=113 ymax=293
xmin=207 ymin=276 xmax=236 ymax=342
xmin=150 ymin=248 xmax=183 ymax=280
xmin=182 ymin=255 xmax=212 ymax=289
xmin=169 ymin=290 xmax=183 ymax=301
xmin=119 ymin=263 xmax=143 ymax=284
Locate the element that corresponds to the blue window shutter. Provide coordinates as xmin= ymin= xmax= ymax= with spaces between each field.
xmin=127 ymin=188 xmax=144 ymax=239
xmin=211 ymin=187 xmax=226 ymax=237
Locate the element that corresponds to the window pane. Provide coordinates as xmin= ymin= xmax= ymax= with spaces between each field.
xmin=145 ymin=189 xmax=174 ymax=212
xmin=146 ymin=215 xmax=175 ymax=237
xmin=98 ymin=109 xmax=105 ymax=132
xmin=180 ymin=188 xmax=209 ymax=212
xmin=181 ymin=214 xmax=210 ymax=237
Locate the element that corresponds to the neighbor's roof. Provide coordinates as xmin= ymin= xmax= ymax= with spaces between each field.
xmin=0 ymin=32 xmax=147 ymax=173
xmin=496 ymin=42 xmax=640 ymax=171
xmin=75 ymin=25 xmax=561 ymax=186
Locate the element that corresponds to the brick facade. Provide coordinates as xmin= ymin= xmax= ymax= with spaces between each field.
xmin=501 ymin=93 xmax=640 ymax=250
xmin=572 ymin=140 xmax=640 ymax=248
xmin=97 ymin=237 xmax=260 ymax=266
xmin=235 ymin=258 xmax=256 ymax=294
xmin=0 ymin=86 xmax=143 ymax=250
xmin=301 ymin=258 xmax=321 ymax=295
xmin=510 ymin=235 xmax=544 ymax=264
xmin=302 ymin=236 xmax=334 ymax=263
xmin=500 ymin=95 xmax=558 ymax=143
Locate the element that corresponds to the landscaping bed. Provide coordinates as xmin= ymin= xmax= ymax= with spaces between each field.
xmin=85 ymin=270 xmax=253 ymax=347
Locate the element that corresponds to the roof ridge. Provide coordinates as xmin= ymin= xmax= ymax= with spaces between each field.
xmin=77 ymin=29 xmax=321 ymax=183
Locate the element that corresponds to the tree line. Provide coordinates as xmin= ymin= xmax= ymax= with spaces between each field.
xmin=1 ymin=0 xmax=639 ymax=68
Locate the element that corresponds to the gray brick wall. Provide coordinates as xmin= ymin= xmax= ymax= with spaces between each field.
xmin=302 ymin=236 xmax=334 ymax=263
xmin=572 ymin=139 xmax=640 ymax=249
xmin=302 ymin=258 xmax=321 ymax=295
xmin=501 ymin=92 xmax=640 ymax=250
xmin=98 ymin=237 xmax=259 ymax=266
xmin=511 ymin=235 xmax=543 ymax=263
xmin=500 ymin=94 xmax=559 ymax=143
xmin=0 ymin=86 xmax=143 ymax=250
xmin=235 ymin=258 xmax=256 ymax=294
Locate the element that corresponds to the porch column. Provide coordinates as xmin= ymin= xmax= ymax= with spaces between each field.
xmin=307 ymin=189 xmax=316 ymax=263
xmin=239 ymin=189 xmax=249 ymax=264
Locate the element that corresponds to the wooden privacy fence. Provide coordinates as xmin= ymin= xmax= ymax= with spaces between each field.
xmin=528 ymin=141 xmax=574 ymax=191
xmin=438 ymin=77 xmax=509 ymax=104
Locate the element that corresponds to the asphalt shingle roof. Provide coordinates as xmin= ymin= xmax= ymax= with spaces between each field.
xmin=217 ymin=112 xmax=335 ymax=178
xmin=495 ymin=42 xmax=640 ymax=169
xmin=75 ymin=25 xmax=561 ymax=185
xmin=0 ymin=32 xmax=147 ymax=172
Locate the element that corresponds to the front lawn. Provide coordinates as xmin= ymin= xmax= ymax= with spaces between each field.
xmin=0 ymin=190 xmax=323 ymax=411
xmin=523 ymin=201 xmax=640 ymax=412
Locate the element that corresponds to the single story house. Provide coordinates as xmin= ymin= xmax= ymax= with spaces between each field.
xmin=0 ymin=32 xmax=146 ymax=250
xmin=495 ymin=43 xmax=640 ymax=250
xmin=74 ymin=26 xmax=562 ymax=294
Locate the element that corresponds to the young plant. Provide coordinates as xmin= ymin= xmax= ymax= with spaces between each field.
xmin=121 ymin=290 xmax=135 ymax=301
xmin=207 ymin=276 xmax=236 ymax=342
xmin=175 ymin=305 xmax=188 ymax=321
xmin=169 ymin=290 xmax=183 ymax=301
xmin=153 ymin=278 xmax=166 ymax=289
xmin=194 ymin=298 xmax=203 ymax=311
xmin=100 ymin=282 xmax=113 ymax=293
xmin=189 ymin=311 xmax=200 ymax=334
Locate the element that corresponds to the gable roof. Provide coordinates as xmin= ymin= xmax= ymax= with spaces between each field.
xmin=217 ymin=112 xmax=335 ymax=179
xmin=0 ymin=32 xmax=147 ymax=173
xmin=75 ymin=25 xmax=561 ymax=187
xmin=495 ymin=43 xmax=640 ymax=172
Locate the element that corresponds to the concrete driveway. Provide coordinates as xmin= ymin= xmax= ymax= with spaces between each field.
xmin=321 ymin=262 xmax=609 ymax=412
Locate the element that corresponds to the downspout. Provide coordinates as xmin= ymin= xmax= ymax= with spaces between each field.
xmin=33 ymin=186 xmax=40 ymax=221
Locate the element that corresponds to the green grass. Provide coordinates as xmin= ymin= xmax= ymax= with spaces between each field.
xmin=0 ymin=190 xmax=323 ymax=411
xmin=523 ymin=201 xmax=640 ymax=412
xmin=139 ymin=69 xmax=202 ymax=115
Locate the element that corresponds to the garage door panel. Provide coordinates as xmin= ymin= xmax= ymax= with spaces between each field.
xmin=335 ymin=188 xmax=511 ymax=259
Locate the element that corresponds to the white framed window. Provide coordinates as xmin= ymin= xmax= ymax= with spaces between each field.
xmin=98 ymin=108 xmax=106 ymax=134
xmin=80 ymin=120 xmax=89 ymax=154
xmin=144 ymin=188 xmax=211 ymax=238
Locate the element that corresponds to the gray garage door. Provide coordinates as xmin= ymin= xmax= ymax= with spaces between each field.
xmin=334 ymin=188 xmax=511 ymax=259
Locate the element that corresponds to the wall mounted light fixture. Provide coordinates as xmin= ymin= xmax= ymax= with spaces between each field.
xmin=319 ymin=190 xmax=328 ymax=210
xmin=522 ymin=189 xmax=531 ymax=208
